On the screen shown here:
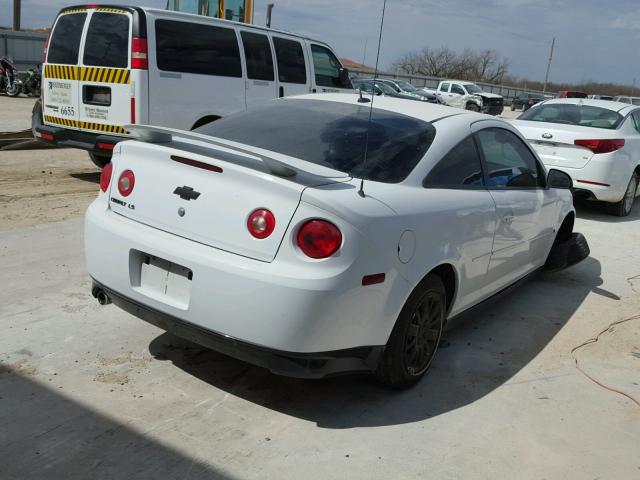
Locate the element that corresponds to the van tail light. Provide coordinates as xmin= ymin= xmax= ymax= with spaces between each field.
xmin=131 ymin=37 xmax=148 ymax=70
xmin=117 ymin=169 xmax=135 ymax=196
xmin=296 ymin=220 xmax=342 ymax=259
xmin=43 ymin=33 xmax=50 ymax=63
xmin=100 ymin=162 xmax=113 ymax=193
xmin=574 ymin=139 xmax=625 ymax=154
xmin=96 ymin=142 xmax=116 ymax=151
xmin=247 ymin=209 xmax=276 ymax=239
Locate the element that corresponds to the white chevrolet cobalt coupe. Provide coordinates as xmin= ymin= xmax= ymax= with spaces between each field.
xmin=86 ymin=94 xmax=589 ymax=388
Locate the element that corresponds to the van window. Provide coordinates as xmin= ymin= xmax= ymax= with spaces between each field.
xmin=155 ymin=20 xmax=241 ymax=77
xmin=47 ymin=13 xmax=87 ymax=65
xmin=311 ymin=44 xmax=342 ymax=88
xmin=272 ymin=37 xmax=306 ymax=84
xmin=240 ymin=31 xmax=274 ymax=81
xmin=83 ymin=12 xmax=129 ymax=68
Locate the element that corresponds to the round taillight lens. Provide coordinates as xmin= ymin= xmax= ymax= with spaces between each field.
xmin=296 ymin=220 xmax=342 ymax=259
xmin=117 ymin=169 xmax=135 ymax=197
xmin=100 ymin=162 xmax=113 ymax=193
xmin=247 ymin=209 xmax=276 ymax=239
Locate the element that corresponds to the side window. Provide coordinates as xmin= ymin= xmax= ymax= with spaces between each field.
xmin=272 ymin=37 xmax=306 ymax=84
xmin=631 ymin=112 xmax=640 ymax=134
xmin=475 ymin=128 xmax=544 ymax=189
xmin=355 ymin=82 xmax=374 ymax=94
xmin=240 ymin=31 xmax=274 ymax=81
xmin=424 ymin=136 xmax=485 ymax=188
xmin=451 ymin=84 xmax=465 ymax=95
xmin=439 ymin=82 xmax=450 ymax=92
xmin=155 ymin=20 xmax=241 ymax=77
xmin=83 ymin=12 xmax=130 ymax=68
xmin=47 ymin=13 xmax=87 ymax=65
xmin=311 ymin=44 xmax=342 ymax=88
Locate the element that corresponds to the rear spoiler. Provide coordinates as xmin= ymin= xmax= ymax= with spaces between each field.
xmin=124 ymin=124 xmax=348 ymax=180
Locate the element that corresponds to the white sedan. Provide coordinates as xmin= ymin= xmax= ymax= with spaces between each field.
xmin=86 ymin=94 xmax=588 ymax=389
xmin=513 ymin=99 xmax=640 ymax=216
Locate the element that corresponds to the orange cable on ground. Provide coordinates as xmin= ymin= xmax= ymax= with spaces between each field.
xmin=570 ymin=314 xmax=640 ymax=408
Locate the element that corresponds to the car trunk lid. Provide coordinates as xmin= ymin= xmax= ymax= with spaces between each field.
xmin=108 ymin=127 xmax=350 ymax=262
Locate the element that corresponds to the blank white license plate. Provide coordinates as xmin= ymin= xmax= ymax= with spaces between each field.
xmin=136 ymin=254 xmax=192 ymax=309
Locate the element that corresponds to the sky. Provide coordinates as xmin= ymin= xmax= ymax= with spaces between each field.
xmin=3 ymin=0 xmax=638 ymax=86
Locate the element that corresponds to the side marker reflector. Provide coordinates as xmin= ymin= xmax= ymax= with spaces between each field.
xmin=362 ymin=273 xmax=386 ymax=286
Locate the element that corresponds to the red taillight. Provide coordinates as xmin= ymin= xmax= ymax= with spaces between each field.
xmin=117 ymin=169 xmax=135 ymax=197
xmin=40 ymin=132 xmax=54 ymax=141
xmin=247 ymin=209 xmax=276 ymax=239
xmin=43 ymin=33 xmax=50 ymax=63
xmin=100 ymin=162 xmax=113 ymax=193
xmin=574 ymin=139 xmax=625 ymax=154
xmin=96 ymin=142 xmax=115 ymax=151
xmin=296 ymin=220 xmax=342 ymax=259
xmin=528 ymin=99 xmax=534 ymax=105
xmin=131 ymin=37 xmax=148 ymax=70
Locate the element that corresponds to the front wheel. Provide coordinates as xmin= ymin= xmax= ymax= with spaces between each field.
xmin=89 ymin=151 xmax=111 ymax=169
xmin=609 ymin=173 xmax=638 ymax=217
xmin=376 ymin=275 xmax=446 ymax=389
xmin=6 ymin=82 xmax=21 ymax=97
xmin=465 ymin=103 xmax=480 ymax=112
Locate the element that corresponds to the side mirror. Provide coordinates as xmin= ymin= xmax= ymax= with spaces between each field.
xmin=547 ymin=169 xmax=572 ymax=189
xmin=339 ymin=68 xmax=351 ymax=88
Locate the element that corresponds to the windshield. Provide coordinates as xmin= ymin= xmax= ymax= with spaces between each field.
xmin=197 ymin=99 xmax=436 ymax=183
xmin=396 ymin=80 xmax=417 ymax=92
xmin=464 ymin=84 xmax=483 ymax=94
xmin=632 ymin=99 xmax=640 ymax=106
xmin=376 ymin=82 xmax=397 ymax=95
xmin=519 ymin=103 xmax=623 ymax=129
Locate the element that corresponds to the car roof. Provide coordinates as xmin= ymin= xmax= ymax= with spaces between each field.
xmin=288 ymin=93 xmax=489 ymax=123
xmin=536 ymin=98 xmax=636 ymax=114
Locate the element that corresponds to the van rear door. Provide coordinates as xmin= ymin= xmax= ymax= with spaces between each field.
xmin=77 ymin=8 xmax=132 ymax=135
xmin=42 ymin=10 xmax=87 ymax=128
xmin=238 ymin=29 xmax=277 ymax=107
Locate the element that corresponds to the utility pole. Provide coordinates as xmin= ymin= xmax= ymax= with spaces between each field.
xmin=13 ymin=0 xmax=21 ymax=31
xmin=361 ymin=38 xmax=368 ymax=67
xmin=266 ymin=3 xmax=274 ymax=28
xmin=542 ymin=36 xmax=555 ymax=94
xmin=632 ymin=78 xmax=636 ymax=96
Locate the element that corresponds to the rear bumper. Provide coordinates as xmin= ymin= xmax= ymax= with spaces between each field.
xmin=32 ymin=101 xmax=124 ymax=154
xmin=92 ymin=279 xmax=382 ymax=378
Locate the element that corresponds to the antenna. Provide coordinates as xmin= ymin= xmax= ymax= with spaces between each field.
xmin=357 ymin=0 xmax=387 ymax=198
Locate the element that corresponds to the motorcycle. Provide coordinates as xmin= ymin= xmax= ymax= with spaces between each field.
xmin=22 ymin=66 xmax=41 ymax=97
xmin=0 ymin=57 xmax=22 ymax=97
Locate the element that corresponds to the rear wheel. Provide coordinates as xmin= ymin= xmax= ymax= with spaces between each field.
xmin=510 ymin=102 xmax=516 ymax=111
xmin=376 ymin=275 xmax=445 ymax=389
xmin=609 ymin=173 xmax=638 ymax=217
xmin=89 ymin=151 xmax=111 ymax=169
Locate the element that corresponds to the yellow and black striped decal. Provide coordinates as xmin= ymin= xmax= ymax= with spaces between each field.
xmin=44 ymin=115 xmax=127 ymax=134
xmin=61 ymin=7 xmax=128 ymax=14
xmin=44 ymin=65 xmax=131 ymax=84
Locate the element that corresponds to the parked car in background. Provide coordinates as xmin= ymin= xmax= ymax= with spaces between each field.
xmin=352 ymin=79 xmax=425 ymax=101
xmin=373 ymin=78 xmax=438 ymax=103
xmin=511 ymin=92 xmax=545 ymax=111
xmin=513 ymin=99 xmax=640 ymax=216
xmin=436 ymin=80 xmax=504 ymax=115
xmin=612 ymin=95 xmax=640 ymax=106
xmin=587 ymin=94 xmax=613 ymax=101
xmin=558 ymin=90 xmax=587 ymax=98
xmin=33 ymin=5 xmax=352 ymax=168
xmin=87 ymin=94 xmax=588 ymax=389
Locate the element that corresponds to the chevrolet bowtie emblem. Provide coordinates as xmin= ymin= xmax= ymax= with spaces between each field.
xmin=173 ymin=186 xmax=201 ymax=201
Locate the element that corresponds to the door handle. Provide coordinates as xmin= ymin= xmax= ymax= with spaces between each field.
xmin=279 ymin=86 xmax=284 ymax=98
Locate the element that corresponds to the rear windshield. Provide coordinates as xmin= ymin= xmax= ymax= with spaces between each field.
xmin=83 ymin=12 xmax=129 ymax=68
xmin=196 ymin=99 xmax=436 ymax=183
xmin=519 ymin=103 xmax=623 ymax=129
xmin=47 ymin=12 xmax=87 ymax=65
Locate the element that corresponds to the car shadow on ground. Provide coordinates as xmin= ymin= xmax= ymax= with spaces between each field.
xmin=148 ymin=256 xmax=609 ymax=429
xmin=69 ymin=171 xmax=100 ymax=184
xmin=0 ymin=371 xmax=237 ymax=480
xmin=574 ymin=198 xmax=640 ymax=222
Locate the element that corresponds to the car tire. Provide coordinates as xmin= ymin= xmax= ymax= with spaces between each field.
xmin=465 ymin=103 xmax=480 ymax=112
xmin=510 ymin=103 xmax=516 ymax=111
xmin=376 ymin=275 xmax=445 ymax=389
xmin=609 ymin=173 xmax=638 ymax=217
xmin=89 ymin=151 xmax=112 ymax=169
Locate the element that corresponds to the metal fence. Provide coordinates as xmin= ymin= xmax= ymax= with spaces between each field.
xmin=350 ymin=68 xmax=554 ymax=103
xmin=0 ymin=30 xmax=47 ymax=71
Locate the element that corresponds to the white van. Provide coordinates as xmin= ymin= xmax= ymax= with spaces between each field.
xmin=33 ymin=5 xmax=353 ymax=167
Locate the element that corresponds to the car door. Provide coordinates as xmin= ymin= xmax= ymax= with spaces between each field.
xmin=238 ymin=30 xmax=277 ymax=107
xmin=449 ymin=83 xmax=466 ymax=108
xmin=308 ymin=43 xmax=351 ymax=93
xmin=437 ymin=82 xmax=451 ymax=104
xmin=421 ymin=134 xmax=498 ymax=314
xmin=473 ymin=122 xmax=554 ymax=293
xmin=271 ymin=35 xmax=309 ymax=98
